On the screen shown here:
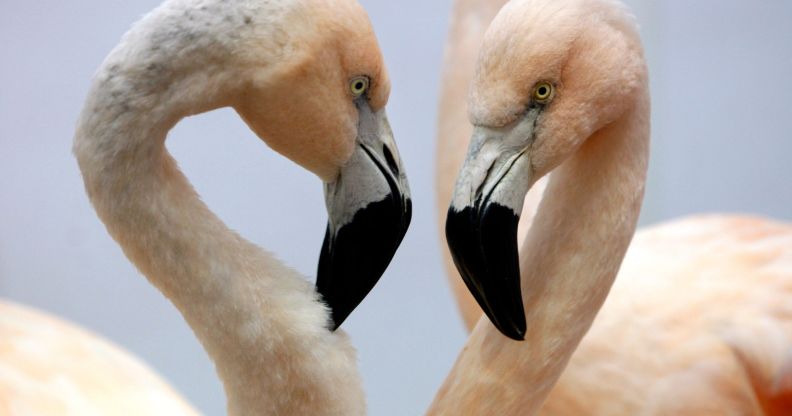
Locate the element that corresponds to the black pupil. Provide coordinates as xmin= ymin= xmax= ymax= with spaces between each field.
xmin=355 ymin=81 xmax=364 ymax=91
xmin=538 ymin=86 xmax=548 ymax=96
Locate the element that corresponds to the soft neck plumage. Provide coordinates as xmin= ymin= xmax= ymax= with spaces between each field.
xmin=429 ymin=89 xmax=650 ymax=415
xmin=73 ymin=3 xmax=364 ymax=414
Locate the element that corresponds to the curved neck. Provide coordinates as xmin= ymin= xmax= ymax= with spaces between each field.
xmin=429 ymin=92 xmax=650 ymax=415
xmin=73 ymin=3 xmax=364 ymax=414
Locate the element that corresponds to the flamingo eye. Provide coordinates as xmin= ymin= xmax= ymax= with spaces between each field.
xmin=350 ymin=77 xmax=369 ymax=97
xmin=533 ymin=81 xmax=554 ymax=103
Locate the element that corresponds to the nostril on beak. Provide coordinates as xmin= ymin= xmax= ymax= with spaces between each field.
xmin=382 ymin=144 xmax=399 ymax=176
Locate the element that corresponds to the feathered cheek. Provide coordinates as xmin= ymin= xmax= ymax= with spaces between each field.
xmin=330 ymin=114 xmax=358 ymax=169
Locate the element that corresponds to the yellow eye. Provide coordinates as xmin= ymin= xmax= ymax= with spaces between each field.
xmin=350 ymin=77 xmax=369 ymax=97
xmin=533 ymin=81 xmax=554 ymax=102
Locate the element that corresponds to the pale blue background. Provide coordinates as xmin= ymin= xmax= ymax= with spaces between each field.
xmin=1 ymin=1 xmax=791 ymax=414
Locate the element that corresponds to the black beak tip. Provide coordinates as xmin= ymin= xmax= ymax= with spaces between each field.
xmin=492 ymin=314 xmax=526 ymax=341
xmin=317 ymin=194 xmax=410 ymax=331
xmin=326 ymin=306 xmax=349 ymax=331
xmin=501 ymin=330 xmax=526 ymax=342
xmin=446 ymin=203 xmax=526 ymax=341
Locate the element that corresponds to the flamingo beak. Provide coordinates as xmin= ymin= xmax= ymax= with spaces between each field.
xmin=317 ymin=102 xmax=411 ymax=330
xmin=445 ymin=118 xmax=538 ymax=341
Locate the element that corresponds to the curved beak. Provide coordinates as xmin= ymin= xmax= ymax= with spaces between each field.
xmin=445 ymin=118 xmax=538 ymax=340
xmin=317 ymin=102 xmax=412 ymax=330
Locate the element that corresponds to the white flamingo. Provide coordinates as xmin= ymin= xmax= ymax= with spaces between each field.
xmin=9 ymin=0 xmax=413 ymax=414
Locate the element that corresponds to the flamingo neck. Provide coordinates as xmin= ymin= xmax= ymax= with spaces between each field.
xmin=73 ymin=4 xmax=364 ymax=414
xmin=451 ymin=0 xmax=508 ymax=18
xmin=515 ymin=94 xmax=650 ymax=409
xmin=430 ymin=92 xmax=649 ymax=415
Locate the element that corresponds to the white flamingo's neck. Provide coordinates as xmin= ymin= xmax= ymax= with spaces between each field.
xmin=430 ymin=92 xmax=649 ymax=415
xmin=73 ymin=3 xmax=364 ymax=414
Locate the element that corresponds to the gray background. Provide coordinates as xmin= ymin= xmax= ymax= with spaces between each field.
xmin=1 ymin=0 xmax=790 ymax=414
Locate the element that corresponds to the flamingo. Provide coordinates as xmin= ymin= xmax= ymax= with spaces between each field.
xmin=0 ymin=300 xmax=198 ymax=414
xmin=430 ymin=0 xmax=792 ymax=414
xmin=67 ymin=0 xmax=411 ymax=413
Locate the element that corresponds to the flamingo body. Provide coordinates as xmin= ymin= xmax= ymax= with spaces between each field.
xmin=544 ymin=215 xmax=792 ymax=415
xmin=0 ymin=301 xmax=197 ymax=416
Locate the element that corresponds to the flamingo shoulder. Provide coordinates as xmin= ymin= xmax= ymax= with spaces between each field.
xmin=542 ymin=214 xmax=792 ymax=415
xmin=0 ymin=301 xmax=198 ymax=416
